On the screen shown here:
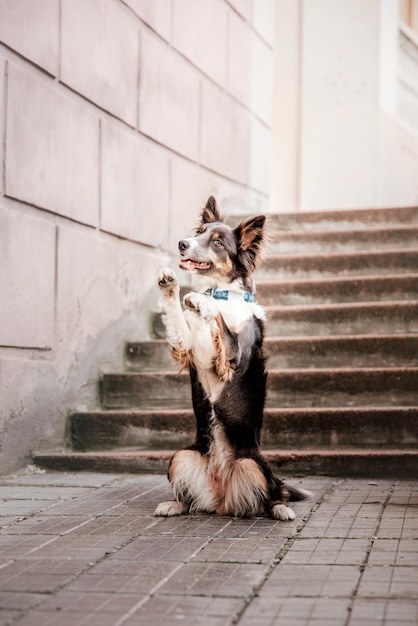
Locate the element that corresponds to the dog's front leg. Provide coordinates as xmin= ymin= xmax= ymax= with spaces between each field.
xmin=183 ymin=293 xmax=237 ymax=382
xmin=158 ymin=268 xmax=193 ymax=370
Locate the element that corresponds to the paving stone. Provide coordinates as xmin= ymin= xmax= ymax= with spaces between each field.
xmin=1 ymin=470 xmax=122 ymax=488
xmin=240 ymin=596 xmax=350 ymax=624
xmin=192 ymin=536 xmax=283 ymax=564
xmin=68 ymin=560 xmax=181 ymax=594
xmin=158 ymin=561 xmax=267 ymax=598
xmin=2 ymin=515 xmax=96 ymax=536
xmin=281 ymin=537 xmax=370 ymax=566
xmin=0 ymin=558 xmax=87 ymax=593
xmin=112 ymin=535 xmax=208 ymax=563
xmin=124 ymin=594 xmax=244 ymax=625
xmin=358 ymin=565 xmax=418 ymax=599
xmin=258 ymin=563 xmax=361 ymax=598
xmin=26 ymin=590 xmax=144 ymax=614
xmin=0 ymin=591 xmax=44 ymax=610
xmin=0 ymin=609 xmax=22 ymax=626
xmin=350 ymin=598 xmax=418 ymax=624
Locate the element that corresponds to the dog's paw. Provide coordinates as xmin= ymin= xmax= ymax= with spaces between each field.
xmin=154 ymin=500 xmax=188 ymax=517
xmin=270 ymin=504 xmax=296 ymax=521
xmin=183 ymin=292 xmax=215 ymax=320
xmin=158 ymin=268 xmax=179 ymax=298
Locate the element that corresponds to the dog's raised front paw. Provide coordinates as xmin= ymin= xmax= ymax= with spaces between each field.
xmin=183 ymin=292 xmax=215 ymax=320
xmin=154 ymin=500 xmax=189 ymax=517
xmin=158 ymin=268 xmax=179 ymax=298
xmin=270 ymin=503 xmax=296 ymax=521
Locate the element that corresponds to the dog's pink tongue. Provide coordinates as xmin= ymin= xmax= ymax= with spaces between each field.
xmin=179 ymin=259 xmax=210 ymax=271
xmin=179 ymin=259 xmax=195 ymax=270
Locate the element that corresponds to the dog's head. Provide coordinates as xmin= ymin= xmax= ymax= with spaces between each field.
xmin=178 ymin=196 xmax=266 ymax=290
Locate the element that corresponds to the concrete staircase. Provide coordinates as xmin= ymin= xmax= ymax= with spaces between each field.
xmin=34 ymin=206 xmax=418 ymax=477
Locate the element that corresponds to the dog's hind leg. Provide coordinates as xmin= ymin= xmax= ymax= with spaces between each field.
xmin=154 ymin=449 xmax=220 ymax=516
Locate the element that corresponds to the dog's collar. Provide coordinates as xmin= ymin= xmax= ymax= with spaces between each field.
xmin=204 ymin=288 xmax=255 ymax=303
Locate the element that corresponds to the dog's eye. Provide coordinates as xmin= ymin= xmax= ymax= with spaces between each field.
xmin=213 ymin=239 xmax=224 ymax=247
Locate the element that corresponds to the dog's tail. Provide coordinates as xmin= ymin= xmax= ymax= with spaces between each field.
xmin=286 ymin=484 xmax=313 ymax=502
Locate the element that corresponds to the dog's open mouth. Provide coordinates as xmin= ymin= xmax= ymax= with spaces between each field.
xmin=179 ymin=259 xmax=212 ymax=271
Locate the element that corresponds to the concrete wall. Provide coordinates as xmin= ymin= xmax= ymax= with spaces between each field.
xmin=0 ymin=0 xmax=275 ymax=473
xmin=270 ymin=0 xmax=418 ymax=212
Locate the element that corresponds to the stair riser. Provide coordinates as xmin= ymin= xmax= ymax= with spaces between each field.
xmin=268 ymin=229 xmax=418 ymax=255
xmin=258 ymin=252 xmax=418 ymax=280
xmin=33 ymin=451 xmax=418 ymax=478
xmin=266 ymin=338 xmax=418 ymax=369
xmin=71 ymin=410 xmax=418 ymax=451
xmin=266 ymin=309 xmax=418 ymax=337
xmin=127 ymin=337 xmax=418 ymax=371
xmin=151 ymin=306 xmax=418 ymax=340
xmin=229 ymin=207 xmax=418 ymax=232
xmin=262 ymin=206 xmax=418 ymax=231
xmin=266 ymin=453 xmax=418 ymax=478
xmin=257 ymin=277 xmax=418 ymax=306
xmin=100 ymin=371 xmax=418 ymax=410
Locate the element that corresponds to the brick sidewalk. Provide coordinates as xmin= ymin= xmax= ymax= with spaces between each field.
xmin=0 ymin=469 xmax=416 ymax=625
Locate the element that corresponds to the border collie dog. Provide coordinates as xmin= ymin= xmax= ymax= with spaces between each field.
xmin=154 ymin=196 xmax=310 ymax=520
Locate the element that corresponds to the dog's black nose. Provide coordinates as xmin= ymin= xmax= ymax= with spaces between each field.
xmin=178 ymin=240 xmax=190 ymax=252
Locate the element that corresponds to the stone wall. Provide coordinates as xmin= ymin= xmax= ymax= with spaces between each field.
xmin=0 ymin=0 xmax=275 ymax=473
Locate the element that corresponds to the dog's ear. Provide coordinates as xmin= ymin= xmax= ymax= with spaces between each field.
xmin=200 ymin=196 xmax=224 ymax=225
xmin=235 ymin=215 xmax=266 ymax=270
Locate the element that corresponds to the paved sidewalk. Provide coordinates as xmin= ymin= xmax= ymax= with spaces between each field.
xmin=0 ymin=468 xmax=416 ymax=625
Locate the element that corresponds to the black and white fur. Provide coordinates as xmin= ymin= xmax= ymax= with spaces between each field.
xmin=154 ymin=196 xmax=311 ymax=520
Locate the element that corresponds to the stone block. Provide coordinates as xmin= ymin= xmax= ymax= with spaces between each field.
xmin=101 ymin=120 xmax=169 ymax=246
xmin=250 ymin=117 xmax=270 ymax=194
xmin=61 ymin=0 xmax=138 ymax=126
xmin=56 ymin=225 xmax=164 ymax=380
xmin=172 ymin=0 xmax=227 ymax=87
xmin=0 ymin=356 xmax=61 ymax=473
xmin=124 ymin=0 xmax=171 ymax=41
xmin=227 ymin=11 xmax=252 ymax=108
xmin=252 ymin=0 xmax=275 ymax=46
xmin=228 ymin=16 xmax=273 ymax=124
xmin=139 ymin=30 xmax=200 ymax=160
xmin=200 ymin=81 xmax=250 ymax=185
xmin=0 ymin=58 xmax=4 ymax=173
xmin=251 ymin=35 xmax=274 ymax=125
xmin=226 ymin=0 xmax=251 ymax=21
xmin=0 ymin=207 xmax=55 ymax=348
xmin=5 ymin=63 xmax=99 ymax=225
xmin=0 ymin=0 xmax=59 ymax=75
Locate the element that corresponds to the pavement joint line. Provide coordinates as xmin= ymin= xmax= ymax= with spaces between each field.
xmin=344 ymin=481 xmax=396 ymax=626
xmin=230 ymin=479 xmax=341 ymax=625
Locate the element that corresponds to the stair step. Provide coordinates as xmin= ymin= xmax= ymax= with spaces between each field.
xmin=151 ymin=300 xmax=418 ymax=340
xmin=256 ymin=274 xmax=418 ymax=306
xmin=70 ymin=407 xmax=418 ymax=451
xmin=265 ymin=301 xmax=418 ymax=336
xmin=258 ymin=249 xmax=418 ymax=280
xmin=126 ymin=335 xmax=418 ymax=371
xmin=99 ymin=368 xmax=418 ymax=410
xmin=262 ymin=205 xmax=418 ymax=231
xmin=265 ymin=335 xmax=418 ymax=369
xmin=33 ymin=448 xmax=418 ymax=478
xmin=268 ymin=225 xmax=418 ymax=254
